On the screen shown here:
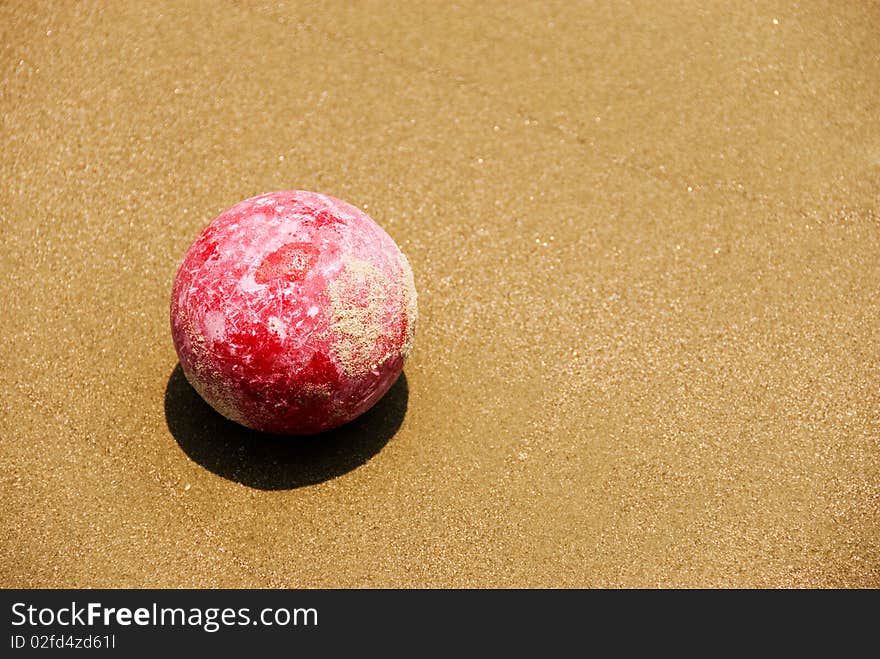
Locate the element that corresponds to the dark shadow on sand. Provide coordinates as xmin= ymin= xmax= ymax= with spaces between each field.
xmin=164 ymin=364 xmax=407 ymax=490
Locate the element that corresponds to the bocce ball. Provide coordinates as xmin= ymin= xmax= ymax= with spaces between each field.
xmin=170 ymin=190 xmax=417 ymax=435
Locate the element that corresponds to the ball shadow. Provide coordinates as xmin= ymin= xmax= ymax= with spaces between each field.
xmin=164 ymin=364 xmax=408 ymax=490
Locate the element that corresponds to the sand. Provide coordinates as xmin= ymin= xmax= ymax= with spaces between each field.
xmin=1 ymin=1 xmax=878 ymax=588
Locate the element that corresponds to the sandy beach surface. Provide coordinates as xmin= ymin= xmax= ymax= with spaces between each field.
xmin=2 ymin=1 xmax=878 ymax=587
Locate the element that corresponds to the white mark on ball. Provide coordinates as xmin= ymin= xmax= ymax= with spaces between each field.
xmin=267 ymin=316 xmax=286 ymax=339
xmin=203 ymin=310 xmax=226 ymax=341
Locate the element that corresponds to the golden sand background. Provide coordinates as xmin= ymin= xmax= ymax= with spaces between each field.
xmin=2 ymin=1 xmax=878 ymax=587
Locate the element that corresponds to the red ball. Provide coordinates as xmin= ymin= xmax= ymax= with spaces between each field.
xmin=170 ymin=191 xmax=417 ymax=435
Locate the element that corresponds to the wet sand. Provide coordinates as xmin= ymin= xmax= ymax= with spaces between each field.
xmin=1 ymin=1 xmax=878 ymax=587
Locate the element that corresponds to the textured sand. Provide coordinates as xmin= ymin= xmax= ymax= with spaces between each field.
xmin=1 ymin=1 xmax=878 ymax=587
